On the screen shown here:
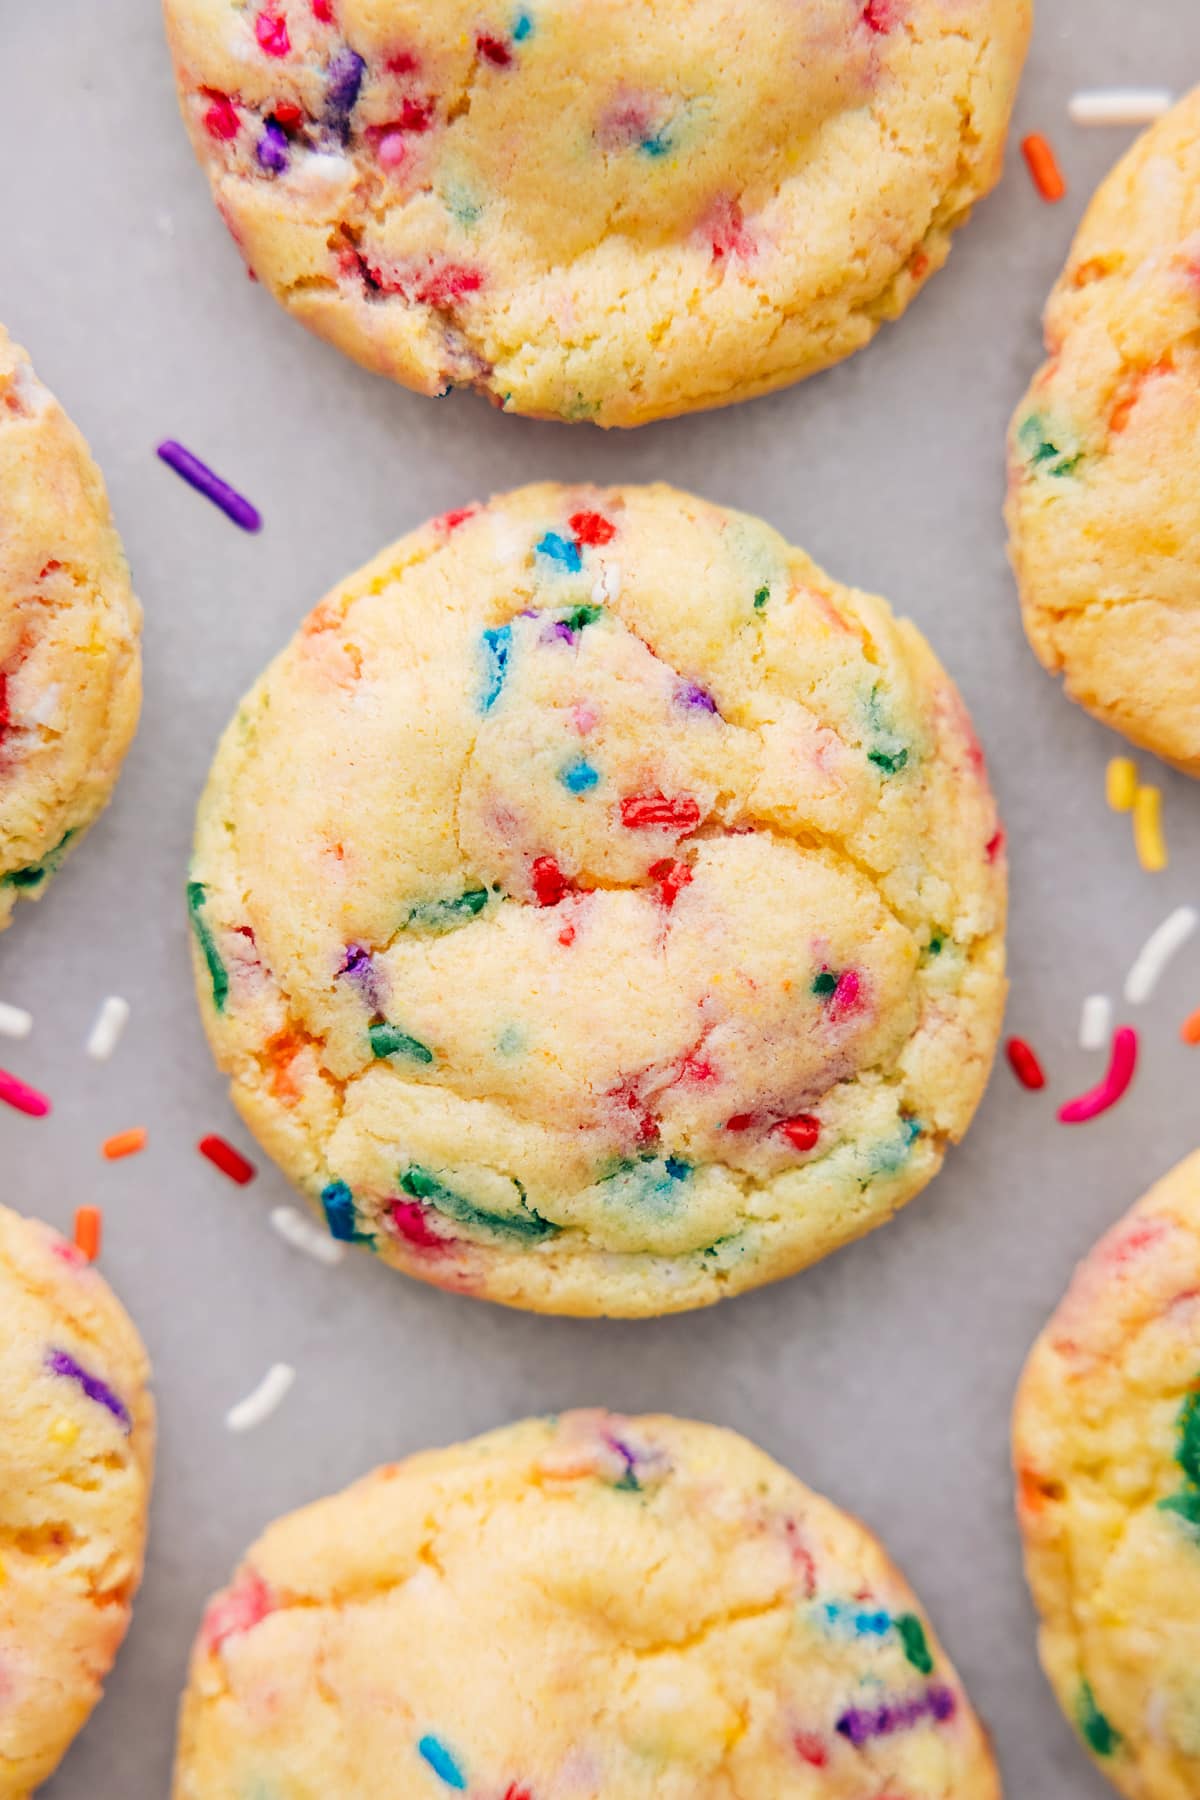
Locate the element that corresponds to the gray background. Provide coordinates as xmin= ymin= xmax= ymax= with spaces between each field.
xmin=3 ymin=4 xmax=1198 ymax=1794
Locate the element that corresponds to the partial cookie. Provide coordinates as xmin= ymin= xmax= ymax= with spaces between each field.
xmin=161 ymin=0 xmax=1030 ymax=427
xmin=1007 ymin=88 xmax=1200 ymax=774
xmin=0 ymin=1205 xmax=154 ymax=1798
xmin=1014 ymin=1150 xmax=1200 ymax=1798
xmin=174 ymin=1410 xmax=999 ymax=1798
xmin=0 ymin=328 xmax=142 ymax=928
xmin=188 ymin=483 xmax=1006 ymax=1316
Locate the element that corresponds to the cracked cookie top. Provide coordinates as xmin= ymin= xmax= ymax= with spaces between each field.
xmin=161 ymin=0 xmax=1030 ymax=426
xmin=189 ymin=483 xmax=1005 ymax=1317
xmin=0 ymin=328 xmax=141 ymax=930
xmin=1014 ymin=1151 xmax=1200 ymax=1800
xmin=172 ymin=1410 xmax=1000 ymax=1799
xmin=1007 ymin=88 xmax=1200 ymax=775
xmin=0 ymin=1204 xmax=154 ymax=1799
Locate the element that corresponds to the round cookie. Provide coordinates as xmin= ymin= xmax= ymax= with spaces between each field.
xmin=0 ymin=1205 xmax=154 ymax=1797
xmin=0 ymin=328 xmax=141 ymax=929
xmin=174 ymin=1410 xmax=999 ymax=1799
xmin=1013 ymin=1150 xmax=1200 ymax=1798
xmin=1007 ymin=88 xmax=1200 ymax=774
xmin=188 ymin=483 xmax=1006 ymax=1316
xmin=162 ymin=0 xmax=1030 ymax=428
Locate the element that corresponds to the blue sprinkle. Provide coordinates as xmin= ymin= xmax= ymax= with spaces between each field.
xmin=560 ymin=758 xmax=599 ymax=794
xmin=321 ymin=1180 xmax=357 ymax=1242
xmin=513 ymin=9 xmax=533 ymax=39
xmin=639 ymin=130 xmax=671 ymax=157
xmin=664 ymin=1157 xmax=691 ymax=1181
xmin=417 ymin=1736 xmax=466 ymax=1789
xmin=822 ymin=1600 xmax=892 ymax=1637
xmin=479 ymin=625 xmax=512 ymax=712
xmin=535 ymin=531 xmax=582 ymax=574
xmin=256 ymin=120 xmax=290 ymax=174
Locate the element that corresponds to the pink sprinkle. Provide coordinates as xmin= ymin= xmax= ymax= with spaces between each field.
xmin=1058 ymin=1026 xmax=1138 ymax=1124
xmin=390 ymin=1200 xmax=451 ymax=1252
xmin=386 ymin=49 xmax=420 ymax=75
xmin=572 ymin=704 xmax=599 ymax=735
xmin=414 ymin=262 xmax=484 ymax=307
xmin=202 ymin=91 xmax=240 ymax=141
xmin=862 ymin=0 xmax=897 ymax=29
xmin=376 ymin=129 xmax=409 ymax=168
xmin=986 ymin=827 xmax=1005 ymax=863
xmin=201 ymin=1570 xmax=274 ymax=1654
xmin=255 ymin=8 xmax=291 ymax=56
xmin=830 ymin=969 xmax=861 ymax=1017
xmin=707 ymin=196 xmax=756 ymax=262
xmin=0 ymin=1068 xmax=50 ymax=1117
xmin=312 ymin=0 xmax=334 ymax=18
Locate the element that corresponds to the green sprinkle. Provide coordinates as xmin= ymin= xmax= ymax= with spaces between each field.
xmin=811 ymin=970 xmax=838 ymax=998
xmin=614 ymin=1465 xmax=640 ymax=1492
xmin=563 ymin=603 xmax=603 ymax=631
xmin=186 ymin=880 xmax=229 ymax=1013
xmin=405 ymin=888 xmax=490 ymax=933
xmin=753 ymin=585 xmax=770 ymax=610
xmin=1077 ymin=1681 xmax=1121 ymax=1759
xmin=927 ymin=936 xmax=943 ymax=956
xmin=398 ymin=1165 xmax=558 ymax=1242
xmin=896 ymin=1614 xmax=933 ymax=1675
xmin=369 ymin=1023 xmax=434 ymax=1065
xmin=2 ymin=828 xmax=75 ymax=891
xmin=1158 ymin=1381 xmax=1200 ymax=1530
xmin=869 ymin=746 xmax=909 ymax=775
xmin=495 ymin=1025 xmax=524 ymax=1057
xmin=1019 ymin=414 xmax=1083 ymax=479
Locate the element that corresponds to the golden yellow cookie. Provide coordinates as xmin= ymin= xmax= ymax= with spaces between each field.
xmin=0 ymin=1205 xmax=154 ymax=1798
xmin=188 ymin=483 xmax=1006 ymax=1316
xmin=161 ymin=0 xmax=1030 ymax=427
xmin=173 ymin=1410 xmax=1000 ymax=1798
xmin=1013 ymin=1150 xmax=1200 ymax=1799
xmin=0 ymin=328 xmax=142 ymax=928
xmin=1007 ymin=88 xmax=1200 ymax=774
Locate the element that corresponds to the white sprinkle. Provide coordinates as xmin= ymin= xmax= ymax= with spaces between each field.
xmin=270 ymin=1204 xmax=346 ymax=1267
xmin=1124 ymin=905 xmax=1199 ymax=1005
xmin=225 ymin=1362 xmax=295 ymax=1433
xmin=1069 ymin=89 xmax=1173 ymax=127
xmin=593 ymin=561 xmax=623 ymax=606
xmin=1079 ymin=993 xmax=1112 ymax=1051
xmin=0 ymin=1002 xmax=32 ymax=1040
xmin=86 ymin=995 xmax=130 ymax=1061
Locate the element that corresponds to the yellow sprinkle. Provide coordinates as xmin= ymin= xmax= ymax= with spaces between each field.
xmin=1107 ymin=756 xmax=1138 ymax=812
xmin=0 ymin=1557 xmax=6 ymax=1585
xmin=1133 ymin=784 xmax=1167 ymax=872
xmin=50 ymin=1417 xmax=79 ymax=1447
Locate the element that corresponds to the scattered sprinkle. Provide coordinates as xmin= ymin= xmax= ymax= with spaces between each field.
xmin=560 ymin=757 xmax=600 ymax=794
xmin=1133 ymin=784 xmax=1167 ymax=872
xmin=225 ymin=1362 xmax=295 ymax=1433
xmin=50 ymin=1417 xmax=80 ymax=1448
xmin=535 ymin=531 xmax=582 ymax=574
xmin=157 ymin=440 xmax=262 ymax=532
xmin=1079 ymin=994 xmax=1112 ymax=1052
xmin=1181 ymin=1005 xmax=1200 ymax=1047
xmin=1059 ymin=1026 xmax=1139 ymax=1124
xmin=86 ymin=994 xmax=130 ymax=1060
xmin=531 ymin=855 xmax=569 ymax=908
xmin=369 ymin=1022 xmax=434 ymax=1063
xmin=569 ymin=510 xmax=616 ymax=547
xmin=0 ymin=1001 xmax=32 ymax=1040
xmin=479 ymin=624 xmax=512 ymax=712
xmin=1022 ymin=133 xmax=1066 ymax=202
xmin=1068 ymin=89 xmax=1172 ymax=127
xmin=74 ymin=1206 xmax=102 ymax=1263
xmin=44 ymin=1348 xmax=130 ymax=1432
xmin=418 ymin=1736 xmax=467 ymax=1790
xmin=199 ymin=1134 xmax=257 ymax=1185
xmin=1077 ymin=1680 xmax=1122 ymax=1758
xmin=1106 ymin=756 xmax=1138 ymax=813
xmin=270 ymin=1204 xmax=346 ymax=1266
xmin=837 ymin=1685 xmax=956 ymax=1746
xmin=779 ymin=1114 xmax=821 ymax=1152
xmin=1006 ymin=1037 xmax=1046 ymax=1090
xmin=620 ymin=792 xmax=701 ymax=833
xmin=102 ymin=1127 xmax=147 ymax=1161
xmin=1124 ymin=905 xmax=1198 ymax=1005
xmin=0 ymin=1068 xmax=50 ymax=1117
xmin=321 ymin=1179 xmax=359 ymax=1241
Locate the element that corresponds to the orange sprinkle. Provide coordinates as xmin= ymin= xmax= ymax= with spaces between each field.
xmin=1022 ymin=133 xmax=1066 ymax=203
xmin=74 ymin=1206 xmax=102 ymax=1262
xmin=102 ymin=1127 xmax=147 ymax=1161
xmin=1182 ymin=1007 xmax=1200 ymax=1046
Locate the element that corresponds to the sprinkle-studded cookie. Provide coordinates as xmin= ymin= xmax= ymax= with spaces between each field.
xmin=162 ymin=0 xmax=1030 ymax=426
xmin=173 ymin=1411 xmax=1000 ymax=1799
xmin=188 ymin=484 xmax=1005 ymax=1316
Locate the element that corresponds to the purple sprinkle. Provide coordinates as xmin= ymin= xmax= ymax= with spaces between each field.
xmin=45 ymin=1348 xmax=131 ymax=1433
xmin=678 ymin=681 xmax=719 ymax=715
xmin=156 ymin=441 xmax=262 ymax=532
xmin=836 ymin=1685 xmax=956 ymax=1748
xmin=339 ymin=942 xmax=382 ymax=1012
xmin=326 ymin=48 xmax=366 ymax=124
xmin=547 ymin=620 xmax=575 ymax=644
xmin=257 ymin=120 xmax=290 ymax=173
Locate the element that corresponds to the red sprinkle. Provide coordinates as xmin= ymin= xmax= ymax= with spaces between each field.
xmin=390 ymin=1200 xmax=450 ymax=1252
xmin=386 ymin=49 xmax=420 ymax=75
xmin=1059 ymin=1026 xmax=1138 ymax=1124
xmin=724 ymin=1113 xmax=756 ymax=1132
xmin=254 ymin=9 xmax=291 ymax=57
xmin=0 ymin=674 xmax=10 ymax=745
xmin=779 ymin=1114 xmax=821 ymax=1153
xmin=202 ymin=90 xmax=240 ymax=141
xmin=202 ymin=1570 xmax=274 ymax=1654
xmin=272 ymin=101 xmax=304 ymax=129
xmin=312 ymin=0 xmax=334 ymax=17
xmin=199 ymin=1134 xmax=256 ymax=1184
xmin=861 ymin=0 xmax=896 ymax=29
xmin=1022 ymin=133 xmax=1066 ymax=204
xmin=475 ymin=32 xmax=513 ymax=66
xmin=531 ymin=856 xmax=569 ymax=908
xmin=1006 ymin=1037 xmax=1045 ymax=1091
xmin=569 ymin=510 xmax=616 ymax=548
xmin=557 ymin=924 xmax=576 ymax=947
xmin=0 ymin=1068 xmax=50 ymax=1117
xmin=830 ymin=968 xmax=861 ymax=1018
xmin=649 ymin=858 xmax=693 ymax=909
xmin=620 ymin=793 xmax=702 ymax=833
xmin=985 ymin=826 xmax=1006 ymax=863
xmin=414 ymin=261 xmax=484 ymax=307
xmin=394 ymin=94 xmax=436 ymax=132
xmin=708 ymin=195 xmax=756 ymax=261
xmin=438 ymin=505 xmax=477 ymax=534
xmin=794 ymin=1731 xmax=829 ymax=1769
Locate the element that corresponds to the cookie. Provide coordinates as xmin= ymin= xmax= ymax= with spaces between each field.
xmin=188 ymin=483 xmax=1006 ymax=1316
xmin=173 ymin=1409 xmax=999 ymax=1798
xmin=0 ymin=328 xmax=142 ymax=929
xmin=161 ymin=0 xmax=1030 ymax=427
xmin=0 ymin=1205 xmax=154 ymax=1797
xmin=1013 ymin=1150 xmax=1200 ymax=1797
xmin=1007 ymin=89 xmax=1200 ymax=774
